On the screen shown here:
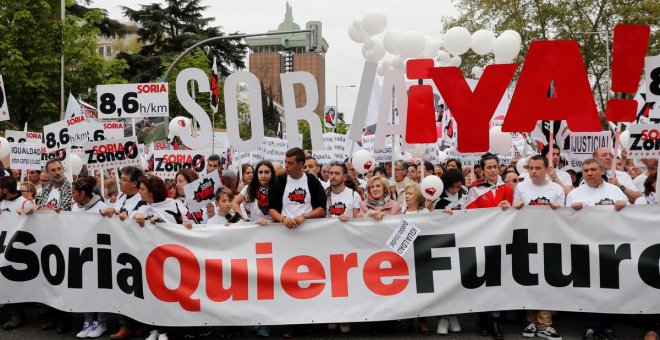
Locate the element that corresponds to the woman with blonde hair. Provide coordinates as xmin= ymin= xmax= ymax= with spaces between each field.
xmin=358 ymin=176 xmax=401 ymax=220
xmin=402 ymin=182 xmax=429 ymax=214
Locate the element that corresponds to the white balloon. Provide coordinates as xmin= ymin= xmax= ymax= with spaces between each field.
xmin=471 ymin=29 xmax=496 ymax=55
xmin=382 ymin=59 xmax=392 ymax=70
xmin=348 ymin=25 xmax=368 ymax=43
xmin=377 ymin=65 xmax=384 ymax=76
xmin=69 ymin=154 xmax=83 ymax=176
xmin=471 ymin=66 xmax=484 ymax=78
xmin=0 ymin=137 xmax=10 ymax=159
xmin=421 ymin=36 xmax=439 ymax=59
xmin=362 ymin=38 xmax=386 ymax=62
xmin=437 ymin=50 xmax=451 ymax=64
xmin=352 ymin=150 xmax=375 ymax=175
xmin=383 ymin=29 xmax=403 ymax=55
xmin=516 ymin=156 xmax=528 ymax=175
xmin=450 ymin=55 xmax=462 ymax=67
xmin=398 ymin=30 xmax=425 ymax=58
xmin=361 ymin=10 xmax=387 ymax=36
xmin=352 ymin=18 xmax=363 ymax=30
xmin=501 ymin=30 xmax=522 ymax=45
xmin=443 ymin=27 xmax=472 ymax=56
xmin=420 ymin=175 xmax=444 ymax=200
xmin=438 ymin=150 xmax=449 ymax=163
xmin=392 ymin=56 xmax=405 ymax=70
xmin=489 ymin=126 xmax=513 ymax=155
xmin=493 ymin=33 xmax=521 ymax=64
xmin=169 ymin=116 xmax=191 ymax=137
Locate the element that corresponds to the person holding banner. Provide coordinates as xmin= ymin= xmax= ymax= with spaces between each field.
xmin=512 ymin=155 xmax=564 ymax=340
xmin=173 ymin=168 xmax=204 ymax=224
xmin=19 ymin=181 xmax=37 ymax=203
xmin=326 ymin=162 xmax=362 ymax=222
xmin=634 ymin=172 xmax=657 ymax=205
xmin=466 ymin=153 xmax=513 ymax=340
xmin=35 ymin=159 xmax=72 ymax=212
xmin=232 ymin=160 xmax=275 ymax=224
xmin=402 ymin=183 xmax=429 ymax=214
xmin=359 ymin=176 xmax=402 ymax=220
xmin=0 ymin=176 xmax=34 ymax=331
xmin=566 ymin=158 xmax=627 ymax=340
xmin=132 ymin=175 xmax=187 ymax=228
xmin=435 ymin=168 xmax=468 ymax=212
xmin=268 ymin=147 xmax=327 ymax=230
xmin=206 ymin=187 xmax=241 ymax=225
xmin=100 ymin=166 xmax=144 ymax=222
xmin=592 ymin=147 xmax=640 ymax=204
xmin=520 ymin=144 xmax=573 ymax=195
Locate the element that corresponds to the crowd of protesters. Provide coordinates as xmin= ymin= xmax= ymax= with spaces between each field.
xmin=0 ymin=144 xmax=658 ymax=340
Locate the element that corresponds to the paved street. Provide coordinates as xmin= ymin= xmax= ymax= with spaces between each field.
xmin=0 ymin=305 xmax=650 ymax=339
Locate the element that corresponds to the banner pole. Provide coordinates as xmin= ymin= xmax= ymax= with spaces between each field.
xmin=611 ymin=123 xmax=622 ymax=179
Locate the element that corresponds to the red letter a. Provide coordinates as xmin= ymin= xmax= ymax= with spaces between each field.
xmin=502 ymin=40 xmax=601 ymax=133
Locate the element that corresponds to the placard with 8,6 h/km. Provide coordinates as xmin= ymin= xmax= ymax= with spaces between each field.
xmin=96 ymin=83 xmax=169 ymax=118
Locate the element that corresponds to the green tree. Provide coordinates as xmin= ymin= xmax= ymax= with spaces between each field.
xmin=120 ymin=0 xmax=246 ymax=83
xmin=0 ymin=0 xmax=127 ymax=130
xmin=444 ymin=0 xmax=659 ymax=116
xmin=262 ymin=86 xmax=281 ymax=137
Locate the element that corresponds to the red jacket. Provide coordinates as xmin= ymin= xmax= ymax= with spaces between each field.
xmin=466 ymin=179 xmax=513 ymax=209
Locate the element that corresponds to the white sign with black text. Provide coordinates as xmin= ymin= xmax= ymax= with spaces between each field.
xmin=96 ymin=83 xmax=169 ymax=118
xmin=9 ymin=143 xmax=41 ymax=170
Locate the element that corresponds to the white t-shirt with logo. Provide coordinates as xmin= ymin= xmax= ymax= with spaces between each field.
xmin=327 ymin=187 xmax=362 ymax=218
xmin=1 ymin=195 xmax=32 ymax=212
xmin=611 ymin=170 xmax=638 ymax=192
xmin=566 ymin=182 xmax=628 ymax=207
xmin=514 ymin=179 xmax=566 ymax=206
xmin=114 ymin=192 xmax=143 ymax=214
xmin=282 ymin=173 xmax=312 ymax=218
xmin=240 ymin=186 xmax=272 ymax=222
xmin=44 ymin=187 xmax=61 ymax=209
xmin=71 ymin=199 xmax=107 ymax=212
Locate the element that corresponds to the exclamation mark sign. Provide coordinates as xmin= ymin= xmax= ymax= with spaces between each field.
xmin=605 ymin=24 xmax=650 ymax=122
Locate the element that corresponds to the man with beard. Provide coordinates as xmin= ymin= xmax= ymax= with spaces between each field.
xmin=35 ymin=159 xmax=72 ymax=212
xmin=326 ymin=162 xmax=362 ymax=222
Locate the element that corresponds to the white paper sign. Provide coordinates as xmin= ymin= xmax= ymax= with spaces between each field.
xmin=5 ymin=130 xmax=42 ymax=144
xmin=96 ymin=83 xmax=169 ymax=118
xmin=81 ymin=137 xmax=140 ymax=170
xmin=152 ymin=150 xmax=207 ymax=179
xmin=88 ymin=120 xmax=126 ymax=141
xmin=40 ymin=147 xmax=67 ymax=167
xmin=43 ymin=116 xmax=93 ymax=151
xmin=183 ymin=170 xmax=221 ymax=214
xmin=627 ymin=124 xmax=660 ymax=159
xmin=312 ymin=134 xmax=335 ymax=163
xmin=0 ymin=75 xmax=9 ymax=121
xmin=569 ymin=132 xmax=611 ymax=161
xmin=9 ymin=143 xmax=41 ymax=170
xmin=645 ymin=55 xmax=660 ymax=104
xmin=385 ymin=219 xmax=421 ymax=256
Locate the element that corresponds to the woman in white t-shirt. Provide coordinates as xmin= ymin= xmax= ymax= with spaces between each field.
xmin=232 ymin=161 xmax=275 ymax=224
xmin=402 ymin=183 xmax=429 ymax=214
xmin=132 ymin=175 xmax=188 ymax=227
xmin=635 ymin=171 xmax=657 ymax=205
xmin=70 ymin=177 xmax=108 ymax=338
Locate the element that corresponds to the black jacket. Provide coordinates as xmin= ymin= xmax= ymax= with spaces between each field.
xmin=269 ymin=173 xmax=327 ymax=215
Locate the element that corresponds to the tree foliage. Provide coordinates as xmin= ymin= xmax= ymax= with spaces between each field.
xmin=0 ymin=0 xmax=127 ymax=130
xmin=119 ymin=0 xmax=247 ymax=83
xmin=444 ymin=0 xmax=660 ymax=114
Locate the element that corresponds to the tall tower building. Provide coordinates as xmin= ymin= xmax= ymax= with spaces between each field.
xmin=245 ymin=2 xmax=329 ymax=115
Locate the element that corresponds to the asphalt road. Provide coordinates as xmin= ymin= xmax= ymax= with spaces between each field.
xmin=0 ymin=305 xmax=652 ymax=340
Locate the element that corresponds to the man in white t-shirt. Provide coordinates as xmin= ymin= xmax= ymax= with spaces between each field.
xmin=100 ymin=166 xmax=144 ymax=221
xmin=34 ymin=159 xmax=72 ymax=211
xmin=269 ymin=148 xmax=327 ymax=229
xmin=633 ymin=158 xmax=658 ymax=192
xmin=520 ymin=144 xmax=573 ymax=194
xmin=327 ymin=162 xmax=362 ymax=221
xmin=565 ymin=158 xmax=626 ymax=340
xmin=512 ymin=155 xmax=564 ymax=340
xmin=592 ymin=147 xmax=640 ymax=204
xmin=566 ymin=158 xmax=627 ymax=210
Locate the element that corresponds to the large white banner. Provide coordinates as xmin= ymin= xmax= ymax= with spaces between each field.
xmin=1 ymin=207 xmax=660 ymax=326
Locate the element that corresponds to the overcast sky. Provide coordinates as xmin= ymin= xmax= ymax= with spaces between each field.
xmin=94 ymin=0 xmax=458 ymax=122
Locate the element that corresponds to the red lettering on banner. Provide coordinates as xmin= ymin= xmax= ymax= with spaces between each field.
xmin=205 ymin=259 xmax=249 ymax=301
xmin=146 ymin=245 xmax=201 ymax=312
xmin=429 ymin=64 xmax=518 ymax=152
xmin=164 ymin=155 xmax=194 ymax=163
xmin=256 ymin=242 xmax=275 ymax=300
xmin=92 ymin=143 xmax=124 ymax=154
xmin=66 ymin=116 xmax=85 ymax=126
xmin=329 ymin=253 xmax=358 ymax=297
xmin=363 ymin=251 xmax=409 ymax=296
xmin=281 ymin=255 xmax=326 ymax=299
xmin=137 ymin=84 xmax=167 ymax=93
xmin=502 ymin=40 xmax=602 ymax=133
xmin=103 ymin=123 xmax=123 ymax=129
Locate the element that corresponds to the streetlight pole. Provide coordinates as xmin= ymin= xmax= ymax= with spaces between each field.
xmin=335 ymin=84 xmax=356 ymax=132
